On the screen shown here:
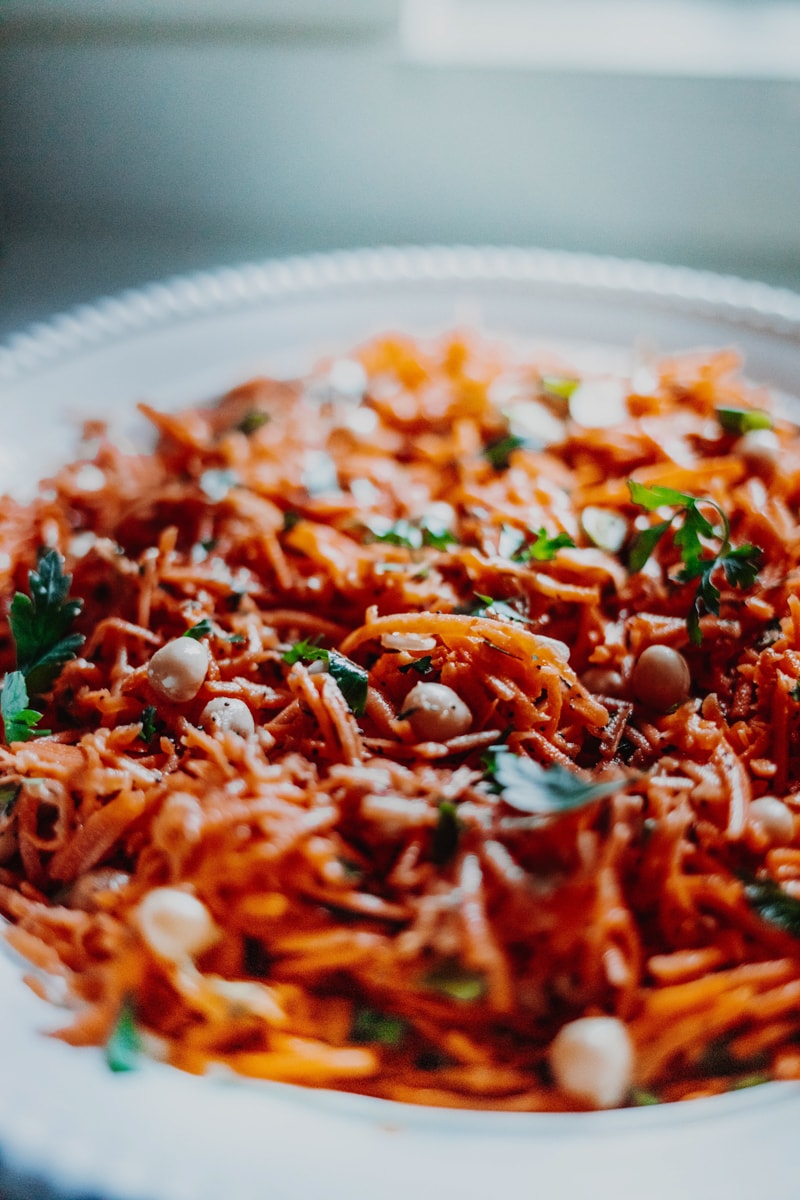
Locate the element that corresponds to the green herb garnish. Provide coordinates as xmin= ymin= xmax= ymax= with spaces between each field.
xmin=199 ymin=468 xmax=239 ymax=502
xmin=1 ymin=673 xmax=49 ymax=743
xmin=470 ymin=593 xmax=527 ymax=623
xmin=432 ymin=800 xmax=461 ymax=864
xmin=139 ymin=705 xmax=158 ymax=744
xmin=183 ymin=618 xmax=213 ymax=640
xmin=483 ymin=434 xmax=527 ymax=471
xmin=423 ymin=962 xmax=486 ymax=1003
xmin=9 ymin=549 xmax=84 ymax=696
xmin=420 ymin=517 xmax=458 ymax=551
xmin=363 ymin=515 xmax=458 ymax=552
xmin=282 ymin=640 xmax=368 ymax=716
xmin=486 ymin=748 xmax=624 ymax=815
xmin=398 ymin=655 xmax=435 ymax=676
xmin=237 ymin=410 xmax=269 ymax=435
xmin=744 ymin=877 xmax=800 ymax=938
xmin=105 ymin=998 xmax=142 ymax=1073
xmin=716 ymin=406 xmax=773 ymax=435
xmin=365 ymin=518 xmax=420 ymax=549
xmin=351 ymin=1007 xmax=408 ymax=1047
xmin=627 ymin=480 xmax=762 ymax=645
xmin=512 ymin=527 xmax=575 ymax=563
xmin=0 ymin=783 xmax=20 ymax=815
xmin=540 ymin=375 xmax=580 ymax=401
xmin=282 ymin=637 xmax=326 ymax=666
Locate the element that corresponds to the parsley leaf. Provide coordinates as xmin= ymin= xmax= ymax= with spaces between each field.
xmin=237 ymin=410 xmax=269 ymax=435
xmin=487 ymin=748 xmax=624 ymax=815
xmin=9 ymin=549 xmax=84 ymax=696
xmin=483 ymin=434 xmax=527 ymax=471
xmin=282 ymin=637 xmax=327 ymax=666
xmin=183 ymin=618 xmax=213 ymax=640
xmin=398 ymin=655 xmax=435 ymax=676
xmin=282 ymin=640 xmax=368 ymax=716
xmin=540 ymin=375 xmax=579 ymax=401
xmin=1 ymin=671 xmax=49 ymax=743
xmin=432 ymin=800 xmax=461 ymax=864
xmin=351 ymin=1007 xmax=407 ymax=1047
xmin=105 ymin=998 xmax=141 ymax=1073
xmin=627 ymin=481 xmax=695 ymax=511
xmin=199 ymin=468 xmax=239 ymax=502
xmin=423 ymin=962 xmax=486 ymax=1003
xmin=627 ymin=520 xmax=672 ymax=572
xmin=716 ymin=406 xmax=773 ymax=435
xmin=0 ymin=783 xmax=20 ymax=816
xmin=512 ymin=527 xmax=575 ymax=563
xmin=139 ymin=705 xmax=159 ymax=744
xmin=364 ymin=518 xmax=420 ymax=549
xmin=420 ymin=517 xmax=458 ymax=551
xmin=627 ymin=480 xmax=763 ymax=644
xmin=328 ymin=652 xmax=369 ymax=717
xmin=470 ymin=593 xmax=527 ymax=623
xmin=743 ymin=877 xmax=800 ymax=939
xmin=363 ymin=515 xmax=457 ymax=552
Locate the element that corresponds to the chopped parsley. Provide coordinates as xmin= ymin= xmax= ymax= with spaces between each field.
xmin=183 ymin=617 xmax=213 ymax=639
xmin=9 ymin=549 xmax=84 ymax=696
xmin=540 ymin=375 xmax=580 ymax=401
xmin=512 ymin=527 xmax=575 ymax=563
xmin=199 ymin=468 xmax=239 ymax=502
xmin=363 ymin=515 xmax=458 ymax=552
xmin=485 ymin=748 xmax=625 ymax=815
xmin=432 ymin=800 xmax=461 ymax=864
xmin=1 ymin=550 xmax=84 ymax=743
xmin=282 ymin=640 xmax=369 ymax=716
xmin=470 ymin=593 xmax=527 ymax=623
xmin=1 ymin=673 xmax=49 ymax=743
xmin=716 ymin=406 xmax=773 ymax=435
xmin=236 ymin=410 xmax=269 ymax=435
xmin=423 ymin=962 xmax=486 ymax=1003
xmin=105 ymin=998 xmax=142 ymax=1073
xmin=627 ymin=480 xmax=762 ymax=645
xmin=743 ymin=877 xmax=800 ymax=939
xmin=483 ymin=434 xmax=527 ymax=471
xmin=0 ymin=783 xmax=20 ymax=816
xmin=351 ymin=1007 xmax=408 ymax=1047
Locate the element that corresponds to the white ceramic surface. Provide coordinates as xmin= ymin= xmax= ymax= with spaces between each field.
xmin=2 ymin=246 xmax=800 ymax=1200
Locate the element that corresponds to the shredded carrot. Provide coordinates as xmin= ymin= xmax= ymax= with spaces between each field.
xmin=2 ymin=330 xmax=800 ymax=1110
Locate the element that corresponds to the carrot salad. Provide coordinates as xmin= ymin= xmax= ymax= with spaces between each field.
xmin=2 ymin=331 xmax=800 ymax=1110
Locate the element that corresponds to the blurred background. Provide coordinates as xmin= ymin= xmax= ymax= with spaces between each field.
xmin=2 ymin=0 xmax=800 ymax=340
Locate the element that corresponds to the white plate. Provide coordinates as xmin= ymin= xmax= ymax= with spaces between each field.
xmin=3 ymin=246 xmax=800 ymax=1200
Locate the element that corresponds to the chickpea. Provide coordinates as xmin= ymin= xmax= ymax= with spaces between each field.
xmin=402 ymin=681 xmax=472 ymax=742
xmin=631 ymin=645 xmax=690 ymax=712
xmin=550 ymin=1016 xmax=634 ymax=1109
xmin=147 ymin=637 xmax=210 ymax=703
xmin=581 ymin=666 xmax=625 ymax=698
xmin=748 ymin=795 xmax=795 ymax=846
xmin=200 ymin=697 xmax=255 ymax=738
xmin=133 ymin=886 xmax=220 ymax=962
xmin=736 ymin=428 xmax=779 ymax=476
